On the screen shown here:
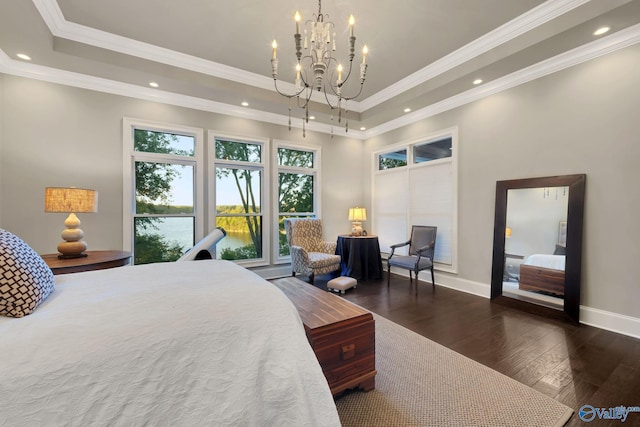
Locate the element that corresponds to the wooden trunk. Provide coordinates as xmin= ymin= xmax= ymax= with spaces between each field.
xmin=271 ymin=277 xmax=376 ymax=396
xmin=519 ymin=264 xmax=565 ymax=296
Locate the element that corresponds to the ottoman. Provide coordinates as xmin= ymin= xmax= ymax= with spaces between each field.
xmin=327 ymin=276 xmax=357 ymax=294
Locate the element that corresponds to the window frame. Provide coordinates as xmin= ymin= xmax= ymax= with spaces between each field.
xmin=273 ymin=140 xmax=321 ymax=264
xmin=372 ymin=127 xmax=458 ymax=274
xmin=122 ymin=118 xmax=204 ymax=262
xmin=209 ymin=131 xmax=270 ymax=268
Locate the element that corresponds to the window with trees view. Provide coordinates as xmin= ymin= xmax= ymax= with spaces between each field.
xmin=123 ymin=119 xmax=203 ymax=265
xmin=276 ymin=144 xmax=318 ymax=258
xmin=213 ymin=137 xmax=266 ymax=263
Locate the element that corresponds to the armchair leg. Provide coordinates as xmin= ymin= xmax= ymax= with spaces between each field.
xmin=309 ymin=272 xmax=315 ymax=285
xmin=431 ymin=267 xmax=435 ymax=288
xmin=387 ymin=266 xmax=391 ymax=286
xmin=292 ymin=271 xmax=296 ymax=277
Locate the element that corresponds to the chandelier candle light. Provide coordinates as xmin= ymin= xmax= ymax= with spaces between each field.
xmin=45 ymin=187 xmax=98 ymax=259
xmin=271 ymin=0 xmax=368 ymax=137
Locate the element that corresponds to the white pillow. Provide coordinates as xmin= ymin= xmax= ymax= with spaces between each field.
xmin=0 ymin=229 xmax=55 ymax=317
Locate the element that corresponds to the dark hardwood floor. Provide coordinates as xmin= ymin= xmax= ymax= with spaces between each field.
xmin=310 ymin=272 xmax=640 ymax=427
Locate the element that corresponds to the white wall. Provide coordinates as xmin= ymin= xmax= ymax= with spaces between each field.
xmin=365 ymin=43 xmax=640 ymax=321
xmin=0 ymin=75 xmax=364 ymax=259
xmin=505 ymin=187 xmax=568 ymax=257
xmin=1 ymin=43 xmax=638 ymax=333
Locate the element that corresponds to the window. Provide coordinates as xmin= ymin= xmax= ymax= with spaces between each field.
xmin=373 ymin=129 xmax=458 ymax=273
xmin=211 ymin=135 xmax=268 ymax=265
xmin=123 ymin=119 xmax=204 ymax=265
xmin=378 ymin=149 xmax=407 ymax=170
xmin=275 ymin=143 xmax=320 ymax=259
xmin=413 ymin=137 xmax=452 ymax=163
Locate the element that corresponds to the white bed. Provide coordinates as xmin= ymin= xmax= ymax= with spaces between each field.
xmin=523 ymin=253 xmax=565 ymax=271
xmin=0 ymin=260 xmax=340 ymax=426
xmin=519 ymin=254 xmax=565 ymax=295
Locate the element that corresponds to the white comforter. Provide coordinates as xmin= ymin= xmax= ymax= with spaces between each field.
xmin=0 ymin=261 xmax=340 ymax=427
xmin=524 ymin=254 xmax=566 ymax=271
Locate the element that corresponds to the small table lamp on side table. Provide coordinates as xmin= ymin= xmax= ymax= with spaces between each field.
xmin=45 ymin=187 xmax=98 ymax=259
xmin=348 ymin=207 xmax=367 ymax=236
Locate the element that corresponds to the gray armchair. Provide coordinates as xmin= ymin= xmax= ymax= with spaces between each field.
xmin=284 ymin=218 xmax=341 ymax=285
xmin=387 ymin=225 xmax=437 ymax=288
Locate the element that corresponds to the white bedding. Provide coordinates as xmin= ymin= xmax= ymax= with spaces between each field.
xmin=524 ymin=254 xmax=565 ymax=271
xmin=0 ymin=260 xmax=340 ymax=427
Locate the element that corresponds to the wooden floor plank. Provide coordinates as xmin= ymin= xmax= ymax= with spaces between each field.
xmin=300 ymin=271 xmax=640 ymax=425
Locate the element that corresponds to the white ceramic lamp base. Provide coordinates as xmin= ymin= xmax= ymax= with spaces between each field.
xmin=57 ymin=212 xmax=88 ymax=259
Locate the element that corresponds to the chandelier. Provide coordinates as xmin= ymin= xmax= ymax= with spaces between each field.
xmin=270 ymin=0 xmax=368 ymax=137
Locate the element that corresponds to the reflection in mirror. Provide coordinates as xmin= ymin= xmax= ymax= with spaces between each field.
xmin=491 ymin=174 xmax=585 ymax=323
xmin=503 ymin=187 xmax=569 ymax=310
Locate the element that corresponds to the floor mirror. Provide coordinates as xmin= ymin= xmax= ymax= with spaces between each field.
xmin=490 ymin=174 xmax=585 ymax=322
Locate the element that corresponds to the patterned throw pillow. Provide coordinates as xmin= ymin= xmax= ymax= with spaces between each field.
xmin=0 ymin=229 xmax=55 ymax=317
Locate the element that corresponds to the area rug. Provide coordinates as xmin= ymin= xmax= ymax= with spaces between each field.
xmin=335 ymin=314 xmax=573 ymax=427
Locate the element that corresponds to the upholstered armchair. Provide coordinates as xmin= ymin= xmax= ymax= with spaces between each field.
xmin=387 ymin=225 xmax=437 ymax=288
xmin=284 ymin=218 xmax=341 ymax=285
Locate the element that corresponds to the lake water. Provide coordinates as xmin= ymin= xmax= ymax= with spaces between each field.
xmin=138 ymin=218 xmax=252 ymax=252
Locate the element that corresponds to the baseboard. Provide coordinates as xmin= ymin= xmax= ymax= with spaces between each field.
xmin=428 ymin=272 xmax=640 ymax=339
xmin=255 ymin=265 xmax=640 ymax=339
xmin=579 ymin=306 xmax=640 ymax=339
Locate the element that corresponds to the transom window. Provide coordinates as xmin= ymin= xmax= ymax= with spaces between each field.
xmin=413 ymin=137 xmax=452 ymax=163
xmin=378 ymin=149 xmax=407 ymax=170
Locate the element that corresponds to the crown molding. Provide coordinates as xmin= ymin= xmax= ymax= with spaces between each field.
xmin=0 ymin=48 xmax=362 ymax=139
xmin=31 ymin=0 xmax=590 ymax=115
xmin=356 ymin=0 xmax=591 ymax=111
xmin=364 ymin=23 xmax=640 ymax=138
xmin=2 ymin=24 xmax=638 ymax=141
xmin=30 ymin=0 xmax=345 ymax=110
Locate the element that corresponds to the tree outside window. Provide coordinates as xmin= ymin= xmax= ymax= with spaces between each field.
xmin=214 ymin=139 xmax=263 ymax=261
xmin=277 ymin=146 xmax=317 ymax=257
xmin=133 ymin=129 xmax=196 ymax=264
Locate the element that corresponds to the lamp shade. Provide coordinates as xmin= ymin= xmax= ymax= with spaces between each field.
xmin=348 ymin=207 xmax=367 ymax=222
xmin=45 ymin=187 xmax=98 ymax=213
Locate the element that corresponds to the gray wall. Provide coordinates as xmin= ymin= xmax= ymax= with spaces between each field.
xmin=364 ymin=43 xmax=640 ymax=319
xmin=1 ymin=43 xmax=638 ymax=322
xmin=0 ymin=75 xmax=364 ymax=259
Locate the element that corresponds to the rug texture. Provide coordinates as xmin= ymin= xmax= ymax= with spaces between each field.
xmin=335 ymin=314 xmax=573 ymax=427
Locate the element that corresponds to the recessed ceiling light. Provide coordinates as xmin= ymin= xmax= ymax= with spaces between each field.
xmin=241 ymin=101 xmax=249 ymax=107
xmin=309 ymin=115 xmax=316 ymax=120
xmin=593 ymin=26 xmax=610 ymax=36
xmin=149 ymin=82 xmax=159 ymax=88
xmin=404 ymin=108 xmax=411 ymax=113
xmin=473 ymin=78 xmax=483 ymax=85
xmin=360 ymin=127 xmax=366 ymax=131
xmin=16 ymin=53 xmax=31 ymax=61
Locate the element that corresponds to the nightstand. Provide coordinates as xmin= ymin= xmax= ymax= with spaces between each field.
xmin=41 ymin=250 xmax=132 ymax=275
xmin=335 ymin=235 xmax=383 ymax=280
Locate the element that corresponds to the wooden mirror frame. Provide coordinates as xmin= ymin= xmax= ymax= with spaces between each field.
xmin=490 ymin=174 xmax=585 ymax=322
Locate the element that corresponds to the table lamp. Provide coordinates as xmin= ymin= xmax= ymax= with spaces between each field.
xmin=45 ymin=187 xmax=98 ymax=258
xmin=348 ymin=207 xmax=367 ymax=236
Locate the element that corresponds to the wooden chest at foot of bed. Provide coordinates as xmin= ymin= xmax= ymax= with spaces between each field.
xmin=271 ymin=277 xmax=376 ymax=396
xmin=519 ymin=264 xmax=565 ymax=296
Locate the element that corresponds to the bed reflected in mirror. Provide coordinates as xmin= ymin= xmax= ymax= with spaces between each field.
xmin=502 ymin=187 xmax=568 ymax=310
xmin=490 ymin=175 xmax=585 ymax=322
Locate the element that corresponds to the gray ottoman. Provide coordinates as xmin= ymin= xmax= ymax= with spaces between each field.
xmin=327 ymin=276 xmax=357 ymax=294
